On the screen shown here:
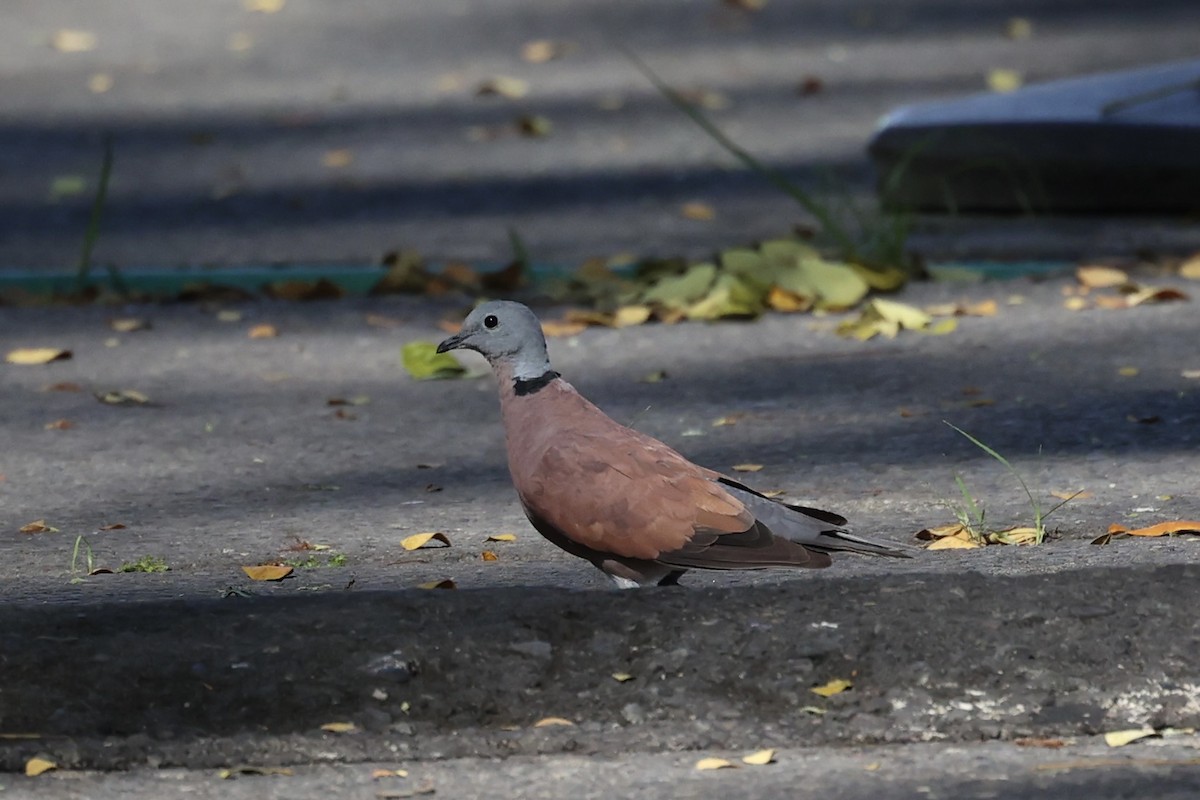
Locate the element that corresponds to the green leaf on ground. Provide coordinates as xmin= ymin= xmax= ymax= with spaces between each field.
xmin=402 ymin=342 xmax=467 ymax=380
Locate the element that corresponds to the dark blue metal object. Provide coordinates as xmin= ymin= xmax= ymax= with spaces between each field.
xmin=869 ymin=60 xmax=1200 ymax=214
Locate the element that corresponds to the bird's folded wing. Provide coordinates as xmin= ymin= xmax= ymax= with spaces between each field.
xmin=521 ymin=437 xmax=754 ymax=561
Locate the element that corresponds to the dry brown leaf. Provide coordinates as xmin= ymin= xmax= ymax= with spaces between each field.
xmin=372 ymin=769 xmax=410 ymax=779
xmin=241 ymin=564 xmax=293 ymax=581
xmin=991 ymin=526 xmax=1040 ymax=545
xmin=20 ymin=520 xmax=58 ymax=534
xmin=44 ymin=381 xmax=83 ymax=392
xmin=98 ymin=523 xmax=127 ymax=531
xmin=1015 ymin=737 xmax=1068 ymax=749
xmin=25 ymin=757 xmax=56 ymax=777
xmin=712 ymin=414 xmax=746 ymax=427
xmin=915 ymin=523 xmax=969 ymax=540
xmin=1124 ymin=286 xmax=1189 ymax=307
xmin=681 ymin=201 xmax=716 ymax=221
xmin=481 ymin=550 xmax=499 ymax=562
xmin=810 ymin=678 xmax=852 ymax=697
xmin=320 ymin=722 xmax=358 ymax=734
xmin=1108 ymin=520 xmax=1200 ymax=537
xmin=533 ymin=717 xmax=575 ymax=727
xmin=416 ymin=579 xmax=456 ymax=590
xmin=724 ymin=0 xmax=767 ymax=10
xmin=731 ymin=463 xmax=763 ymax=473
xmin=248 ymin=323 xmax=278 ymax=339
xmin=110 ymin=318 xmax=150 ymax=333
xmin=1076 ymin=265 xmax=1129 ymax=288
xmin=486 ymin=533 xmax=517 ymax=542
xmin=6 ymin=347 xmax=72 ymax=365
xmin=401 ymin=532 xmax=451 ymax=551
xmin=695 ymin=758 xmax=738 ymax=771
xmin=44 ymin=419 xmax=74 ymax=431
xmin=742 ymin=749 xmax=777 ymax=765
xmin=541 ymin=320 xmax=588 ymax=338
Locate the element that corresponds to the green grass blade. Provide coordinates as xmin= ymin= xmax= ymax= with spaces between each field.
xmin=944 ymin=420 xmax=1042 ymax=531
xmin=618 ymin=46 xmax=858 ymax=260
xmin=77 ymin=135 xmax=114 ymax=287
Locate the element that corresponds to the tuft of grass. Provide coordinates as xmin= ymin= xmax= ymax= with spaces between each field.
xmin=119 ymin=555 xmax=169 ymax=573
xmin=621 ymin=47 xmax=917 ymax=273
xmin=70 ymin=535 xmax=96 ymax=583
xmin=944 ymin=421 xmax=1080 ymax=544
xmin=76 ymin=135 xmax=115 ymax=291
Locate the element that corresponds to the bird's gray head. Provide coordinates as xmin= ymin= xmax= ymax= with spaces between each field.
xmin=436 ymin=300 xmax=555 ymax=383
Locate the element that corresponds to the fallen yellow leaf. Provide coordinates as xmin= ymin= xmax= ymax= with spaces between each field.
xmin=481 ymin=550 xmax=499 ymax=562
xmin=241 ymin=564 xmax=293 ymax=581
xmin=244 ymin=0 xmax=285 ymax=12
xmin=1118 ymin=366 xmax=1139 ymax=377
xmin=476 ymin=76 xmax=529 ymax=99
xmin=741 ymin=749 xmax=776 ymax=766
xmin=372 ymin=769 xmax=410 ymax=779
xmin=1180 ymin=253 xmax=1200 ymax=280
xmin=695 ymin=757 xmax=737 ymax=771
xmin=611 ymin=672 xmax=634 ymax=683
xmin=1104 ymin=727 xmax=1155 ymax=747
xmin=520 ymin=39 xmax=572 ymax=63
xmin=533 ymin=717 xmax=574 ymax=727
xmin=987 ymin=68 xmax=1022 ymax=93
xmin=810 ymin=678 xmax=852 ymax=697
xmin=732 ymin=463 xmax=764 ymax=473
xmin=110 ymin=318 xmax=150 ymax=333
xmin=88 ymin=73 xmax=113 ymax=93
xmin=1109 ymin=520 xmax=1200 ymax=537
xmin=50 ymin=29 xmax=96 ymax=52
xmin=320 ymin=722 xmax=358 ymax=734
xmin=322 ymin=149 xmax=354 ymax=168
xmin=486 ymin=533 xmax=517 ymax=542
xmin=6 ymin=347 xmax=72 ymax=365
xmin=401 ymin=532 xmax=451 ymax=550
xmin=248 ymin=323 xmax=278 ymax=339
xmin=1005 ymin=16 xmax=1033 ymax=39
xmin=1050 ymin=489 xmax=1093 ymax=500
xmin=766 ymin=286 xmax=812 ymax=313
xmin=19 ymin=520 xmax=58 ymax=533
xmin=681 ymin=201 xmax=716 ymax=221
xmin=95 ymin=389 xmax=150 ymax=405
xmin=613 ymin=305 xmax=652 ymax=327
xmin=1062 ymin=296 xmax=1089 ymax=311
xmin=25 ymin=757 xmax=56 ymax=777
xmin=1076 ymin=265 xmax=1129 ymax=288
xmin=926 ymin=536 xmax=982 ymax=550
xmin=541 ymin=320 xmax=588 ymax=338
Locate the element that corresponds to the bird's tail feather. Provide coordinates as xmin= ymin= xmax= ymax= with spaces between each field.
xmin=805 ymin=529 xmax=913 ymax=559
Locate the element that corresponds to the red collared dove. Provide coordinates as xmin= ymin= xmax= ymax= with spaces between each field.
xmin=438 ymin=300 xmax=910 ymax=588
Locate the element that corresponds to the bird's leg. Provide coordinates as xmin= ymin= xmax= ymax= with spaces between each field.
xmin=656 ymin=570 xmax=686 ymax=587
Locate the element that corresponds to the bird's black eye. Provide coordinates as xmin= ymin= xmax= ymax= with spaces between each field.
xmin=483 ymin=314 xmax=499 ymax=329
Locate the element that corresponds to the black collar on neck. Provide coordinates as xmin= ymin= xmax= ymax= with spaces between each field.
xmin=513 ymin=370 xmax=560 ymax=396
